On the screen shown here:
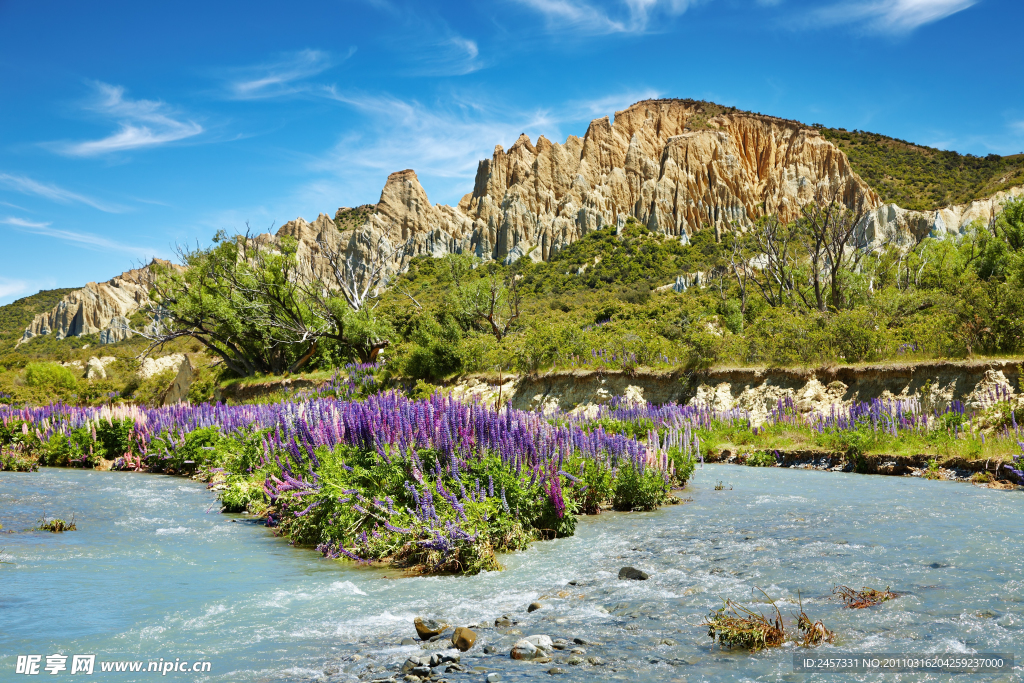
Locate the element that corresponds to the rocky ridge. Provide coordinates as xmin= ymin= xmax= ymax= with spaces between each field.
xmin=19 ymin=260 xmax=172 ymax=346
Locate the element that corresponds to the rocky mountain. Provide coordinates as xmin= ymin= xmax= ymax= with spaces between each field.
xmin=18 ymin=98 xmax=1024 ymax=347
xmin=19 ymin=260 xmax=171 ymax=346
xmin=279 ymin=99 xmax=1022 ymax=267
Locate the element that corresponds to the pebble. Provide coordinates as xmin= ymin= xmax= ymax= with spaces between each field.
xmin=527 ymin=602 xmax=543 ymax=613
xmin=323 ymin=666 xmax=339 ymax=675
xmin=572 ymin=637 xmax=589 ymax=645
xmin=566 ymin=656 xmax=584 ymax=666
xmin=400 ymin=637 xmax=416 ymax=646
xmin=660 ymin=638 xmax=677 ymax=646
xmin=551 ymin=638 xmax=569 ymax=650
xmin=547 ymin=667 xmax=567 ymax=675
xmin=494 ymin=616 xmax=513 ymax=628
xmin=587 ymin=657 xmax=605 ymax=665
xmin=570 ymin=648 xmax=586 ymax=655
xmin=486 ymin=674 xmax=502 ymax=682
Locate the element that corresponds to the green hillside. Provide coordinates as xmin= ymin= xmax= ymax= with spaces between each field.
xmin=817 ymin=126 xmax=1024 ymax=211
xmin=0 ymin=288 xmax=76 ymax=354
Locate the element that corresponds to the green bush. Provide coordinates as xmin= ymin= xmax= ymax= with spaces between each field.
xmin=745 ymin=451 xmax=776 ymax=467
xmin=612 ymin=462 xmax=667 ymax=511
xmin=24 ymin=362 xmax=78 ymax=392
xmin=669 ymin=448 xmax=697 ymax=485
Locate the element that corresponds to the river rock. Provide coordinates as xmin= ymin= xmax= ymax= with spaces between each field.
xmin=510 ymin=639 xmax=539 ymax=660
xmin=452 ymin=626 xmax=477 ymax=651
xmin=618 ymin=566 xmax=649 ymax=580
xmin=401 ymin=656 xmax=423 ymax=673
xmin=527 ymin=602 xmax=542 ymax=612
xmin=551 ymin=638 xmax=569 ymax=650
xmin=566 ymin=656 xmax=584 ymax=666
xmin=494 ymin=615 xmax=514 ymax=628
xmin=547 ymin=668 xmax=566 ymax=675
xmin=414 ymin=617 xmax=448 ymax=640
xmin=485 ymin=674 xmax=501 ymax=682
xmin=400 ymin=637 xmax=416 ymax=646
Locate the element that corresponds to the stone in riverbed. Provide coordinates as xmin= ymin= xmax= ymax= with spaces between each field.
xmin=414 ymin=617 xmax=448 ymax=640
xmin=400 ymin=637 xmax=416 ymax=646
xmin=547 ymin=667 xmax=567 ymax=675
xmin=551 ymin=638 xmax=569 ymax=650
xmin=618 ymin=566 xmax=649 ymax=580
xmin=486 ymin=673 xmax=502 ymax=682
xmin=510 ymin=639 xmax=539 ymax=660
xmin=452 ymin=626 xmax=477 ymax=651
xmin=494 ymin=615 xmax=514 ymax=628
xmin=527 ymin=602 xmax=542 ymax=612
xmin=566 ymin=656 xmax=584 ymax=666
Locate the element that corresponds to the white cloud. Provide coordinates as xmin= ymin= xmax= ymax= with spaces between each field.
xmin=0 ymin=173 xmax=126 ymax=213
xmin=227 ymin=49 xmax=351 ymax=100
xmin=512 ymin=0 xmax=695 ymax=35
xmin=57 ymin=82 xmax=203 ymax=156
xmin=812 ymin=0 xmax=978 ymax=33
xmin=1 ymin=216 xmax=159 ymax=259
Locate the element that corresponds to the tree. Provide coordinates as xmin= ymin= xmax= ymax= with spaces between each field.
xmin=142 ymin=227 xmax=401 ymax=376
xmin=799 ymin=195 xmax=866 ymax=311
xmin=747 ymin=215 xmax=804 ymax=309
xmin=447 ymin=255 xmax=523 ymax=341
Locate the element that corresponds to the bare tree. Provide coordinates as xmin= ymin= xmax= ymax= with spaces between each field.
xmin=748 ymin=215 xmax=805 ymax=308
xmin=800 ymin=194 xmax=866 ymax=311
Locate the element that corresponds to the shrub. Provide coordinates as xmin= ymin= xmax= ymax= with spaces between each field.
xmin=612 ymin=463 xmax=667 ymax=511
xmin=745 ymin=450 xmax=776 ymax=467
xmin=24 ymin=362 xmax=78 ymax=392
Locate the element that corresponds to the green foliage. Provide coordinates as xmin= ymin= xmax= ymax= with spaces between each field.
xmin=745 ymin=451 xmax=776 ymax=467
xmin=668 ymin=447 xmax=697 ymax=485
xmin=24 ymin=362 xmax=79 ymax=392
xmin=820 ymin=127 xmax=1024 ymax=211
xmin=612 ymin=463 xmax=667 ymax=511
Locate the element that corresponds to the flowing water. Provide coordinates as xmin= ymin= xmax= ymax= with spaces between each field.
xmin=1 ymin=465 xmax=1021 ymax=682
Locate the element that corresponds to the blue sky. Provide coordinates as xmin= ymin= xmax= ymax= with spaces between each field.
xmin=1 ymin=0 xmax=1021 ymax=305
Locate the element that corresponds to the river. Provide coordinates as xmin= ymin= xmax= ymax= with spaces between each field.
xmin=1 ymin=465 xmax=1020 ymax=682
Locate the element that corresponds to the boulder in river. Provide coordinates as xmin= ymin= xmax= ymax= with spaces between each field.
xmin=451 ymin=626 xmax=477 ymax=651
xmin=618 ymin=566 xmax=649 ymax=580
xmin=527 ymin=602 xmax=543 ymax=612
xmin=414 ymin=617 xmax=448 ymax=640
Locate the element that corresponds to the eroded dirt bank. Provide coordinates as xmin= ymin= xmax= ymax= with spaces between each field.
xmin=451 ymin=359 xmax=1022 ymax=424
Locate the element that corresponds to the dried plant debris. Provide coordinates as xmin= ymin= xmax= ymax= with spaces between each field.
xmin=704 ymin=589 xmax=835 ymax=651
xmin=832 ymin=584 xmax=897 ymax=609
xmin=704 ymin=598 xmax=785 ymax=651
xmin=38 ymin=515 xmax=76 ymax=532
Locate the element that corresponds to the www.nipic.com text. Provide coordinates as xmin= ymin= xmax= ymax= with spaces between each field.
xmin=15 ymin=655 xmax=212 ymax=675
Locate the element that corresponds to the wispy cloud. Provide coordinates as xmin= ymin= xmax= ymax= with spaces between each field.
xmin=1 ymin=216 xmax=159 ymax=258
xmin=56 ymin=82 xmax=203 ymax=156
xmin=0 ymin=277 xmax=31 ymax=301
xmin=406 ymin=36 xmax=483 ymax=77
xmin=512 ymin=0 xmax=696 ymax=35
xmin=307 ymin=87 xmax=659 ymax=209
xmin=812 ymin=0 xmax=978 ymax=33
xmin=227 ymin=49 xmax=352 ymax=99
xmin=0 ymin=173 xmax=126 ymax=213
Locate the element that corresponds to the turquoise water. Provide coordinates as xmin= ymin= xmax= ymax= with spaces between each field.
xmin=1 ymin=465 xmax=1021 ymax=682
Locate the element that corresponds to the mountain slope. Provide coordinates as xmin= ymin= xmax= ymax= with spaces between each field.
xmin=819 ymin=126 xmax=1024 ymax=212
xmin=0 ymin=288 xmax=77 ymax=354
